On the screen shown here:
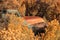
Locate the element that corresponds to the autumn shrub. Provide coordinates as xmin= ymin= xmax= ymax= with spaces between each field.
xmin=43 ymin=19 xmax=60 ymax=40
xmin=19 ymin=0 xmax=60 ymax=22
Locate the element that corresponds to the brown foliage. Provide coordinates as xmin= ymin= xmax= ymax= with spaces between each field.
xmin=0 ymin=0 xmax=60 ymax=40
xmin=44 ymin=19 xmax=60 ymax=40
xmin=0 ymin=14 xmax=41 ymax=40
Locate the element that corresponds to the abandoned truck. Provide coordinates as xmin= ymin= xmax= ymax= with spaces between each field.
xmin=24 ymin=16 xmax=47 ymax=36
xmin=1 ymin=9 xmax=47 ymax=36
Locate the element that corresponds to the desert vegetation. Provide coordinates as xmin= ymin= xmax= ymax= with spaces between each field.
xmin=0 ymin=0 xmax=60 ymax=40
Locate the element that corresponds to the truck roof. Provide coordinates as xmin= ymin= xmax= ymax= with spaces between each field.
xmin=24 ymin=16 xmax=45 ymax=25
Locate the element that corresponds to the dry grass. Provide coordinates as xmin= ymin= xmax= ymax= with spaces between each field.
xmin=0 ymin=13 xmax=60 ymax=40
xmin=44 ymin=19 xmax=60 ymax=40
xmin=0 ymin=14 xmax=41 ymax=40
xmin=0 ymin=0 xmax=60 ymax=40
